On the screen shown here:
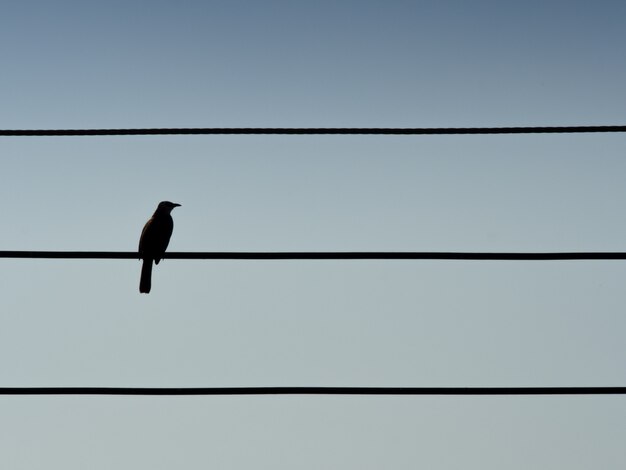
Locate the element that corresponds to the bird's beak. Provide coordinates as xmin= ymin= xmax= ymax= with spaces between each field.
xmin=173 ymin=203 xmax=181 ymax=207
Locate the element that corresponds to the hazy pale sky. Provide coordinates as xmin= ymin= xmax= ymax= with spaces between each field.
xmin=1 ymin=1 xmax=625 ymax=469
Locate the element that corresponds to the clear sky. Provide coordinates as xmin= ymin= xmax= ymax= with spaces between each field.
xmin=1 ymin=1 xmax=625 ymax=468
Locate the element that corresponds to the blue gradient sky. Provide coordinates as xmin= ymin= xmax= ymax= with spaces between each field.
xmin=1 ymin=1 xmax=625 ymax=469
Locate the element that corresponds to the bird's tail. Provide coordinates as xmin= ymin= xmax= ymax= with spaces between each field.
xmin=139 ymin=259 xmax=152 ymax=294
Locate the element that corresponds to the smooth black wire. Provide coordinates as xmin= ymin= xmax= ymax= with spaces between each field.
xmin=2 ymin=251 xmax=626 ymax=260
xmin=1 ymin=386 xmax=624 ymax=396
xmin=1 ymin=125 xmax=625 ymax=136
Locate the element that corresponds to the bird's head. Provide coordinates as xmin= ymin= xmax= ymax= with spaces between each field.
xmin=156 ymin=201 xmax=181 ymax=214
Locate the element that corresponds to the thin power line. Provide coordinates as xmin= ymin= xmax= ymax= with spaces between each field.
xmin=2 ymin=251 xmax=626 ymax=260
xmin=0 ymin=386 xmax=624 ymax=396
xmin=0 ymin=125 xmax=625 ymax=136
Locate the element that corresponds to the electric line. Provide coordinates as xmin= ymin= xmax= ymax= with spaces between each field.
xmin=0 ymin=386 xmax=624 ymax=396
xmin=0 ymin=125 xmax=625 ymax=137
xmin=1 ymin=251 xmax=626 ymax=260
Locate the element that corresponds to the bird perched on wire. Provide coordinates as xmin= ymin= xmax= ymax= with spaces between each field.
xmin=138 ymin=201 xmax=181 ymax=293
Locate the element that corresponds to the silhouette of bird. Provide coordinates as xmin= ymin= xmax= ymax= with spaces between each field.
xmin=138 ymin=201 xmax=181 ymax=293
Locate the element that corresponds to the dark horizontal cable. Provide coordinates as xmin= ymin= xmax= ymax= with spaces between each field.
xmin=1 ymin=125 xmax=626 ymax=136
xmin=1 ymin=251 xmax=626 ymax=260
xmin=0 ymin=386 xmax=624 ymax=396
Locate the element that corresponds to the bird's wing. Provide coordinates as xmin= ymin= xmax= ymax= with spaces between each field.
xmin=138 ymin=217 xmax=154 ymax=256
